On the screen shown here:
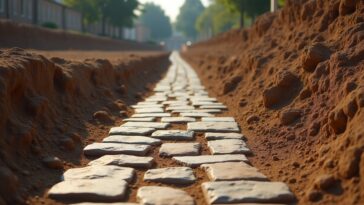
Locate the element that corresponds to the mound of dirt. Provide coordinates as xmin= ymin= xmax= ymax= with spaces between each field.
xmin=182 ymin=0 xmax=364 ymax=204
xmin=0 ymin=48 xmax=169 ymax=204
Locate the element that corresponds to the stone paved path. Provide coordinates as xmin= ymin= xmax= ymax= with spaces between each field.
xmin=47 ymin=52 xmax=295 ymax=205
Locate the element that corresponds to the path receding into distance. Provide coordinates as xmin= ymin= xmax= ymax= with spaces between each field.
xmin=46 ymin=52 xmax=296 ymax=205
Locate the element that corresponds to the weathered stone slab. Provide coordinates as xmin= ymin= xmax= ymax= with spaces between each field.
xmin=109 ymin=127 xmax=155 ymax=136
xmin=123 ymin=117 xmax=156 ymax=122
xmin=162 ymin=101 xmax=189 ymax=105
xmin=103 ymin=135 xmax=161 ymax=146
xmin=180 ymin=112 xmax=213 ymax=117
xmin=132 ymin=113 xmax=171 ymax=118
xmin=121 ymin=122 xmax=170 ymax=129
xmin=144 ymin=167 xmax=196 ymax=184
xmin=88 ymin=154 xmax=154 ymax=169
xmin=159 ymin=143 xmax=200 ymax=157
xmin=187 ymin=122 xmax=239 ymax=132
xmin=137 ymin=186 xmax=194 ymax=205
xmin=137 ymin=102 xmax=161 ymax=106
xmin=83 ymin=143 xmax=150 ymax=156
xmin=161 ymin=117 xmax=196 ymax=123
xmin=200 ymin=105 xmax=227 ymax=109
xmin=173 ymin=154 xmax=248 ymax=168
xmin=190 ymin=97 xmax=217 ymax=102
xmin=63 ymin=165 xmax=135 ymax=183
xmin=192 ymin=102 xmax=224 ymax=106
xmin=151 ymin=130 xmax=194 ymax=140
xmin=48 ymin=179 xmax=127 ymax=202
xmin=166 ymin=106 xmax=195 ymax=111
xmin=208 ymin=139 xmax=251 ymax=155
xmin=201 ymin=162 xmax=268 ymax=181
xmin=134 ymin=108 xmax=164 ymax=113
xmin=132 ymin=104 xmax=164 ymax=109
xmin=145 ymin=97 xmax=168 ymax=102
xmin=201 ymin=180 xmax=295 ymax=204
xmin=202 ymin=117 xmax=235 ymax=122
xmin=205 ymin=133 xmax=244 ymax=140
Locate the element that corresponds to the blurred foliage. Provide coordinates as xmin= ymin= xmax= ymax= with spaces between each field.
xmin=176 ymin=0 xmax=204 ymax=40
xmin=139 ymin=3 xmax=172 ymax=41
xmin=63 ymin=0 xmax=139 ymax=27
xmin=196 ymin=2 xmax=239 ymax=36
xmin=41 ymin=22 xmax=58 ymax=29
xmin=217 ymin=0 xmax=270 ymax=27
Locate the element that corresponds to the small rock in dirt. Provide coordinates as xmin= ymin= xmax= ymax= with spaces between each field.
xmin=273 ymin=156 xmax=279 ymax=161
xmin=301 ymin=43 xmax=331 ymax=72
xmin=307 ymin=189 xmax=322 ymax=202
xmin=328 ymin=108 xmax=347 ymax=134
xmin=309 ymin=122 xmax=320 ymax=136
xmin=239 ymin=98 xmax=247 ymax=107
xmin=246 ymin=115 xmax=260 ymax=124
xmin=93 ymin=111 xmax=113 ymax=123
xmin=59 ymin=138 xmax=75 ymax=150
xmin=280 ymin=109 xmax=301 ymax=125
xmin=292 ymin=162 xmax=300 ymax=168
xmin=263 ymin=71 xmax=301 ymax=108
xmin=0 ymin=166 xmax=19 ymax=203
xmin=314 ymin=174 xmax=336 ymax=190
xmin=42 ymin=156 xmax=63 ymax=169
xmin=223 ymin=75 xmax=242 ymax=94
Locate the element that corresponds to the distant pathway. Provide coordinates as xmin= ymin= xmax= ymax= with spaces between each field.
xmin=47 ymin=52 xmax=296 ymax=205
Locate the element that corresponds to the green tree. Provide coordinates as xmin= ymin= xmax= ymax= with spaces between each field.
xmin=196 ymin=2 xmax=239 ymax=37
xmin=176 ymin=0 xmax=204 ymax=40
xmin=139 ymin=3 xmax=172 ymax=41
xmin=218 ymin=0 xmax=270 ymax=27
xmin=63 ymin=0 xmax=139 ymax=35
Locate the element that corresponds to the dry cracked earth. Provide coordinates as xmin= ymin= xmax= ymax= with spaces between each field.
xmin=40 ymin=52 xmax=297 ymax=205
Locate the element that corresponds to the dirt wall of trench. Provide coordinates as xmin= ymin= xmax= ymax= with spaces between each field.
xmin=0 ymin=48 xmax=169 ymax=204
xmin=182 ymin=0 xmax=364 ymax=204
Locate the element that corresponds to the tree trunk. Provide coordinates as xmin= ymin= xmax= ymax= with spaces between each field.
xmin=240 ymin=10 xmax=244 ymax=28
xmin=239 ymin=2 xmax=244 ymax=28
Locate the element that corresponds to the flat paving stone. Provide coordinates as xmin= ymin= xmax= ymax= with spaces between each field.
xmin=180 ymin=112 xmax=213 ymax=117
xmin=166 ymin=106 xmax=195 ymax=111
xmin=121 ymin=122 xmax=170 ymax=129
xmin=208 ymin=139 xmax=251 ymax=155
xmin=192 ymin=102 xmax=224 ymax=106
xmin=202 ymin=117 xmax=235 ymax=122
xmin=173 ymin=154 xmax=248 ymax=168
xmin=201 ymin=162 xmax=268 ymax=181
xmin=187 ymin=122 xmax=239 ymax=132
xmin=144 ymin=167 xmax=196 ymax=184
xmin=205 ymin=132 xmax=245 ymax=140
xmin=109 ymin=127 xmax=155 ymax=136
xmin=83 ymin=143 xmax=150 ymax=156
xmin=103 ymin=135 xmax=161 ymax=146
xmin=137 ymin=186 xmax=194 ymax=205
xmin=161 ymin=117 xmax=196 ymax=123
xmin=48 ymin=179 xmax=127 ymax=202
xmin=132 ymin=105 xmax=164 ymax=109
xmin=123 ymin=117 xmax=156 ymax=122
xmin=159 ymin=143 xmax=200 ymax=157
xmin=151 ymin=130 xmax=194 ymax=140
xmin=201 ymin=180 xmax=295 ymax=204
xmin=132 ymin=113 xmax=171 ymax=118
xmin=88 ymin=154 xmax=154 ymax=169
xmin=134 ymin=108 xmax=164 ymax=113
xmin=63 ymin=165 xmax=135 ymax=183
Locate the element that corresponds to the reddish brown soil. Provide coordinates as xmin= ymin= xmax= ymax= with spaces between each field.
xmin=0 ymin=48 xmax=169 ymax=204
xmin=182 ymin=0 xmax=364 ymax=204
